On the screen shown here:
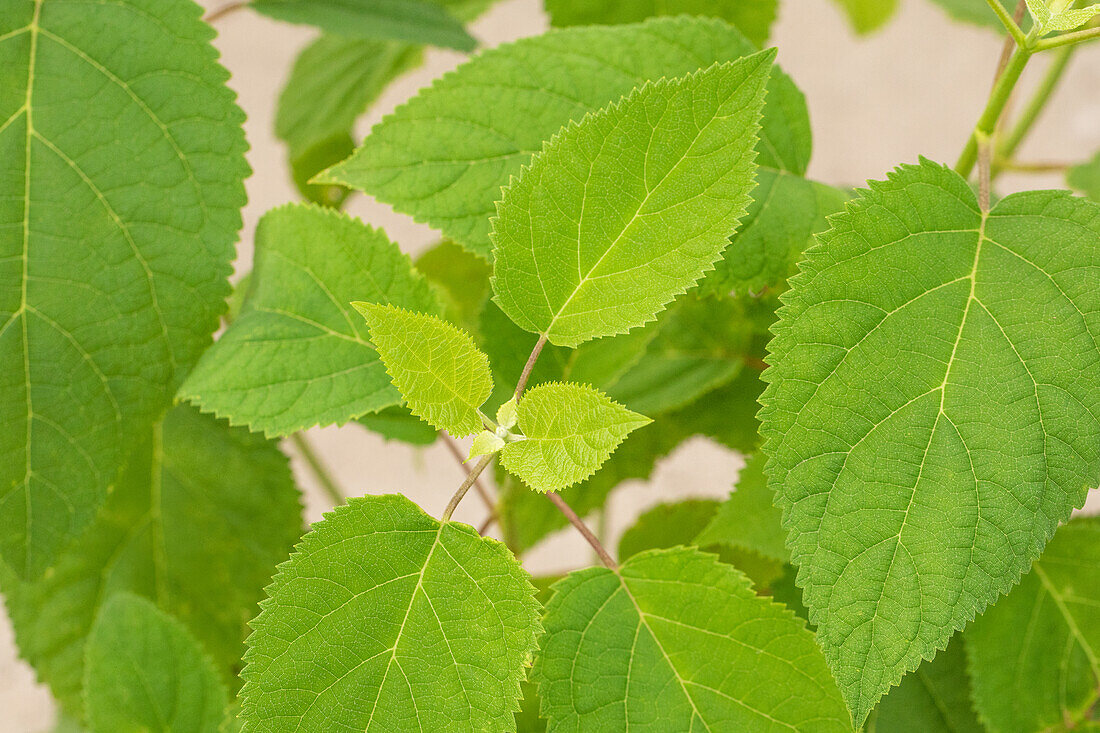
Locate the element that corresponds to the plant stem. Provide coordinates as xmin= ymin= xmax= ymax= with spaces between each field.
xmin=441 ymin=435 xmax=498 ymax=518
xmin=515 ymin=334 xmax=548 ymax=400
xmin=986 ymin=0 xmax=1028 ymax=47
xmin=547 ymin=492 xmax=617 ymax=569
xmin=956 ymin=45 xmax=1032 ymax=178
xmin=290 ymin=433 xmax=345 ymax=506
xmin=992 ymin=2 xmax=1028 ymax=85
xmin=442 ymin=454 xmax=494 ymax=522
xmin=1034 ymin=25 xmax=1100 ymax=51
xmin=996 ymin=158 xmax=1071 ymax=172
xmin=994 ymin=45 xmax=1075 ymax=172
xmin=203 ymin=0 xmax=247 ymax=23
xmin=977 ymin=131 xmax=993 ymax=212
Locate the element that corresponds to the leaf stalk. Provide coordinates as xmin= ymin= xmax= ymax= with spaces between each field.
xmin=442 ymin=454 xmax=494 ymax=522
xmin=547 ymin=492 xmax=617 ymax=569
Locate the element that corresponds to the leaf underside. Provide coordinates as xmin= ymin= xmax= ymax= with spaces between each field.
xmin=179 ymin=204 xmax=440 ymax=437
xmin=490 ymin=55 xmax=772 ymax=347
xmin=240 ymin=494 xmax=541 ymax=733
xmin=760 ymin=158 xmax=1100 ymax=724
xmin=0 ymin=0 xmax=248 ymax=577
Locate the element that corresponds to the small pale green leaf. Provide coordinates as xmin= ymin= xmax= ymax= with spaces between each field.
xmin=966 ymin=517 xmax=1100 ymax=732
xmin=544 ymin=0 xmax=777 ymax=46
xmin=1027 ymin=0 xmax=1100 ymax=31
xmin=179 ymin=204 xmax=440 ymax=437
xmin=357 ymin=302 xmax=493 ymax=436
xmin=469 ymin=430 xmax=505 ymax=460
xmin=500 ymin=383 xmax=651 ymax=492
xmin=356 ymin=404 xmax=438 ymax=445
xmin=695 ymin=454 xmax=788 ymax=564
xmin=240 ymin=494 xmax=540 ymax=733
xmin=760 ymin=158 xmax=1100 ymax=724
xmin=831 ymin=0 xmax=900 ymax=33
xmin=1069 ymin=151 xmax=1100 ymax=202
xmin=536 ymin=548 xmax=853 ymax=731
xmin=1 ymin=405 xmax=302 ymax=717
xmin=251 ymin=0 xmax=476 ymax=51
xmin=85 ymin=593 xmax=228 ymax=733
xmin=318 ymin=16 xmax=808 ymax=258
xmin=0 ymin=0 xmax=248 ymax=578
xmin=496 ymin=397 xmax=518 ymax=429
xmin=492 ymin=55 xmax=773 ymax=347
xmin=866 ymin=636 xmax=983 ymax=733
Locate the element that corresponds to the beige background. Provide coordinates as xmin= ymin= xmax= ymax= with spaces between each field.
xmin=3 ymin=0 xmax=1098 ymax=729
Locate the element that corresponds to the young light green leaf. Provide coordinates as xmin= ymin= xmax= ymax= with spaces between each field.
xmin=1069 ymin=150 xmax=1100 ymax=202
xmin=499 ymin=368 xmax=766 ymax=554
xmin=966 ymin=517 xmax=1100 ymax=732
xmin=251 ymin=0 xmax=476 ymax=51
xmin=1 ymin=405 xmax=302 ymax=717
xmin=357 ymin=303 xmax=493 ymax=436
xmin=85 ymin=593 xmax=228 ymax=733
xmin=543 ymin=0 xmax=777 ymax=46
xmin=759 ymin=158 xmax=1100 ymax=724
xmin=500 ymin=383 xmax=651 ymax=492
xmin=357 ymin=404 xmax=438 ymax=445
xmin=866 ymin=636 xmax=983 ymax=733
xmin=536 ymin=548 xmax=853 ymax=731
xmin=240 ymin=494 xmax=540 ymax=733
xmin=0 ymin=0 xmax=248 ymax=578
xmin=1026 ymin=0 xmax=1100 ymax=32
xmin=318 ymin=16 xmax=807 ymax=258
xmin=179 ymin=204 xmax=440 ymax=437
xmin=694 ymin=453 xmax=788 ymax=564
xmin=830 ymin=0 xmax=900 ymax=33
xmin=469 ymin=430 xmax=506 ymax=460
xmin=496 ymin=397 xmax=518 ymax=430
xmin=492 ymin=55 xmax=773 ymax=347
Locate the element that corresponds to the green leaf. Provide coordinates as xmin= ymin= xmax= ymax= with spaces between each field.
xmin=498 ymin=368 xmax=766 ymax=554
xmin=694 ymin=454 xmax=788 ymax=564
xmin=543 ymin=0 xmax=778 ymax=47
xmin=618 ymin=499 xmax=720 ymax=561
xmin=251 ymin=0 xmax=476 ymax=51
xmin=1026 ymin=0 xmax=1100 ymax=32
xmin=491 ymin=55 xmax=773 ymax=347
xmin=469 ymin=429 xmax=506 ymax=460
xmin=759 ymin=158 xmax=1100 ymax=724
xmin=830 ymin=0 xmax=900 ymax=33
xmin=84 ymin=593 xmax=228 ymax=733
xmin=0 ymin=0 xmax=248 ymax=578
xmin=356 ymin=404 xmax=438 ymax=445
xmin=1 ymin=404 xmax=302 ymax=717
xmin=1069 ymin=151 xmax=1100 ymax=202
xmin=866 ymin=636 xmax=983 ymax=733
xmin=536 ymin=548 xmax=852 ymax=731
xmin=240 ymin=494 xmax=540 ymax=732
xmin=500 ymin=383 xmax=651 ymax=492
xmin=318 ymin=16 xmax=808 ymax=259
xmin=357 ymin=302 xmax=493 ymax=436
xmin=416 ymin=239 xmax=493 ymax=336
xmin=966 ymin=517 xmax=1100 ymax=732
xmin=926 ymin=0 xmax=1005 ymax=28
xmin=179 ymin=204 xmax=440 ymax=437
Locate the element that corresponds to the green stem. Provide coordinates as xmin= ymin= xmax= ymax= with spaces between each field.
xmin=985 ymin=0 xmax=1028 ymax=46
xmin=1034 ymin=25 xmax=1100 ymax=51
xmin=290 ymin=433 xmax=345 ymax=506
xmin=547 ymin=492 xmax=617 ymax=569
xmin=442 ymin=454 xmax=494 ymax=522
xmin=956 ymin=46 xmax=1033 ymax=178
xmin=994 ymin=45 xmax=1075 ymax=174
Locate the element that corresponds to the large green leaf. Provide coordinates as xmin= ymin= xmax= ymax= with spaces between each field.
xmin=1069 ymin=151 xmax=1100 ymax=203
xmin=416 ymin=239 xmax=492 ymax=336
xmin=760 ymin=158 xmax=1100 ymax=724
xmin=500 ymin=383 xmax=651 ymax=492
xmin=358 ymin=303 xmax=493 ymax=436
xmin=543 ymin=0 xmax=777 ymax=46
xmin=1 ymin=404 xmax=301 ymax=717
xmin=830 ymin=0 xmax=900 ymax=33
xmin=694 ymin=453 xmax=787 ymax=564
xmin=491 ymin=56 xmax=772 ymax=347
xmin=926 ymin=0 xmax=1004 ymax=27
xmin=251 ymin=0 xmax=476 ymax=51
xmin=84 ymin=593 xmax=228 ymax=733
xmin=179 ymin=204 xmax=440 ymax=437
xmin=866 ymin=636 xmax=983 ymax=733
xmin=240 ymin=494 xmax=540 ymax=732
xmin=317 ymin=16 xmax=807 ymax=259
xmin=536 ymin=548 xmax=852 ymax=731
xmin=0 ymin=0 xmax=248 ymax=577
xmin=966 ymin=517 xmax=1100 ymax=732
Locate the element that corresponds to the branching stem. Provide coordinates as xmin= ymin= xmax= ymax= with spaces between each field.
xmin=442 ymin=454 xmax=494 ymax=522
xmin=956 ymin=41 xmax=1032 ymax=177
xmin=986 ymin=0 xmax=1028 ymax=47
xmin=1033 ymin=25 xmax=1100 ymax=51
xmin=441 ymin=435 xmax=498 ymax=519
xmin=289 ymin=433 xmax=345 ymax=506
xmin=994 ymin=45 xmax=1075 ymax=175
xmin=547 ymin=492 xmax=617 ymax=569
xmin=515 ymin=334 xmax=548 ymax=400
